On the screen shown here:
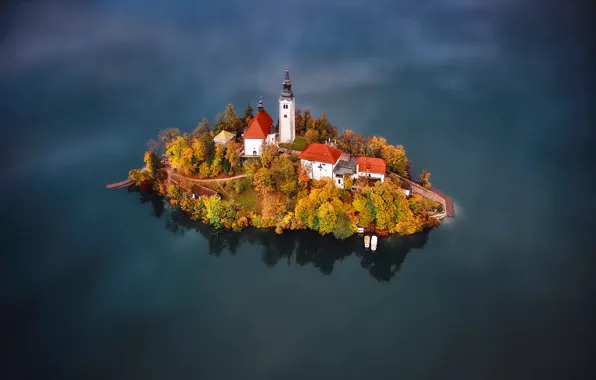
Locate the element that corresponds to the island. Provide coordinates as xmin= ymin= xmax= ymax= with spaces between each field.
xmin=116 ymin=68 xmax=454 ymax=241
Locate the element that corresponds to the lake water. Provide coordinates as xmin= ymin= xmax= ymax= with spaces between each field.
xmin=2 ymin=1 xmax=595 ymax=379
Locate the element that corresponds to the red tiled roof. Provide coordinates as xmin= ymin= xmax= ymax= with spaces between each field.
xmin=356 ymin=157 xmax=386 ymax=175
xmin=244 ymin=110 xmax=273 ymax=139
xmin=298 ymin=143 xmax=342 ymax=165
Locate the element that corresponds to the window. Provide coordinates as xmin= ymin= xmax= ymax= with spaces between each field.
xmin=284 ymin=115 xmax=287 ymax=118
xmin=338 ymin=179 xmax=341 ymax=184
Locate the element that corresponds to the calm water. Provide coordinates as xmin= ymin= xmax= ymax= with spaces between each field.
xmin=2 ymin=0 xmax=595 ymax=379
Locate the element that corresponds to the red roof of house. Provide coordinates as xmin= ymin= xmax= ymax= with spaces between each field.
xmin=298 ymin=143 xmax=342 ymax=165
xmin=244 ymin=110 xmax=273 ymax=139
xmin=356 ymin=157 xmax=386 ymax=175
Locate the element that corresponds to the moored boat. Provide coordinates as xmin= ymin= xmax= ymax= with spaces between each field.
xmin=364 ymin=235 xmax=370 ymax=249
xmin=371 ymin=235 xmax=378 ymax=251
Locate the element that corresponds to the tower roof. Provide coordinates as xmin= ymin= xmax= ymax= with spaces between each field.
xmin=281 ymin=67 xmax=294 ymax=99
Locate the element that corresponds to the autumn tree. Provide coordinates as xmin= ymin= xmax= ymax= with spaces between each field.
xmin=253 ymin=167 xmax=274 ymax=195
xmin=211 ymin=142 xmax=226 ymax=177
xmin=297 ymin=163 xmax=311 ymax=189
xmin=144 ymin=150 xmax=161 ymax=178
xmin=419 ymin=170 xmax=431 ymax=189
xmin=304 ymin=129 xmax=320 ymax=145
xmin=158 ymin=128 xmax=180 ymax=146
xmin=191 ymin=117 xmax=210 ymax=140
xmin=314 ymin=111 xmax=337 ymax=141
xmin=272 ymin=156 xmax=298 ymax=195
xmin=203 ymin=195 xmax=224 ymax=229
xmin=337 ymin=130 xmax=365 ymax=155
xmin=344 ymin=175 xmax=353 ymax=191
xmin=259 ymin=143 xmax=279 ymax=168
xmin=214 ymin=104 xmax=243 ymax=135
xmin=243 ymin=103 xmax=254 ymax=125
xmin=304 ymin=108 xmax=314 ymax=131
xmin=295 ymin=108 xmax=305 ymax=135
xmin=225 ymin=140 xmax=241 ymax=171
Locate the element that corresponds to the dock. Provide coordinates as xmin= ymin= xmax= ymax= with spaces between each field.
xmin=105 ymin=178 xmax=135 ymax=189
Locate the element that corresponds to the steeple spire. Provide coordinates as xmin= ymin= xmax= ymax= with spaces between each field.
xmin=281 ymin=67 xmax=293 ymax=98
xmin=258 ymin=97 xmax=264 ymax=112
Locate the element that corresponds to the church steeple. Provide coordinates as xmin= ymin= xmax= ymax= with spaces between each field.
xmin=278 ymin=67 xmax=296 ymax=144
xmin=281 ymin=67 xmax=293 ymax=98
xmin=258 ymin=97 xmax=264 ymax=113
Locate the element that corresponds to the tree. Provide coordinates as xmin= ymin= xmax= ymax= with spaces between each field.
xmin=317 ymin=202 xmax=337 ymax=235
xmin=304 ymin=108 xmax=314 ymax=131
xmin=243 ymin=104 xmax=254 ymax=126
xmin=337 ymin=130 xmax=366 ymax=155
xmin=272 ymin=156 xmax=298 ymax=195
xmin=332 ymin=211 xmax=354 ymax=240
xmin=203 ymin=195 xmax=224 ymax=229
xmin=353 ymin=193 xmax=374 ymax=227
xmin=165 ymin=136 xmax=188 ymax=169
xmin=297 ymin=164 xmax=311 ymax=188
xmin=253 ymin=167 xmax=273 ymax=195
xmin=159 ymin=128 xmax=180 ymax=146
xmin=344 ymin=175 xmax=353 ymax=190
xmin=419 ymin=169 xmax=431 ymax=189
xmin=295 ymin=108 xmax=305 ymax=135
xmin=191 ymin=117 xmax=210 ymax=140
xmin=315 ymin=111 xmax=337 ymax=141
xmin=225 ymin=140 xmax=240 ymax=170
xmin=304 ymin=129 xmax=320 ymax=145
xmin=260 ymin=143 xmax=278 ymax=168
xmin=144 ymin=150 xmax=161 ymax=178
xmin=211 ymin=143 xmax=226 ymax=177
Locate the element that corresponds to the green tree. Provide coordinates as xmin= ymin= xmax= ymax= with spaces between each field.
xmin=203 ymin=195 xmax=224 ymax=229
xmin=332 ymin=211 xmax=354 ymax=240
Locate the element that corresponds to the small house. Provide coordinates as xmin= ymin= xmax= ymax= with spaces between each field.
xmin=190 ymin=184 xmax=219 ymax=200
xmin=213 ymin=130 xmax=235 ymax=146
xmin=355 ymin=157 xmax=386 ymax=182
xmin=298 ymin=143 xmax=342 ymax=181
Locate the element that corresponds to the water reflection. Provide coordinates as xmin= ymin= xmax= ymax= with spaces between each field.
xmin=132 ymin=188 xmax=431 ymax=282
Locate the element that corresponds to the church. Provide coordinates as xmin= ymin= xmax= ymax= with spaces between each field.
xmin=243 ymin=68 xmax=296 ymax=156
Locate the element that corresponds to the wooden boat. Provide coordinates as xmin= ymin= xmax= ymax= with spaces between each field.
xmin=364 ymin=235 xmax=370 ymax=249
xmin=371 ymin=235 xmax=378 ymax=251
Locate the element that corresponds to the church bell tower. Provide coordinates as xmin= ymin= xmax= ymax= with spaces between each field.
xmin=278 ymin=68 xmax=296 ymax=144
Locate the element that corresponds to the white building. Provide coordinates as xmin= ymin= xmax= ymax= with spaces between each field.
xmin=243 ymin=99 xmax=275 ymax=156
xmin=278 ymin=68 xmax=296 ymax=144
xmin=298 ymin=143 xmax=342 ymax=181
